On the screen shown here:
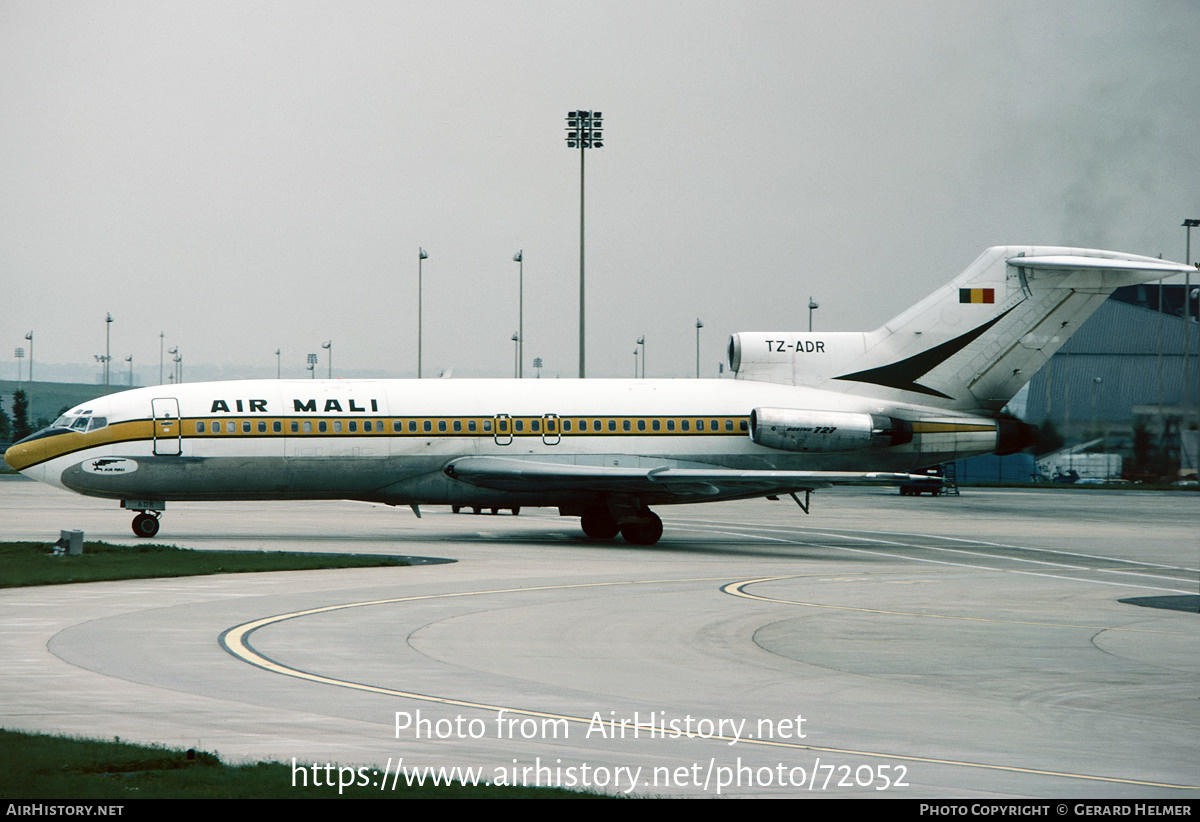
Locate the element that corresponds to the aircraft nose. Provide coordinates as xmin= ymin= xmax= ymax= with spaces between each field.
xmin=4 ymin=427 xmax=70 ymax=479
xmin=4 ymin=435 xmax=35 ymax=472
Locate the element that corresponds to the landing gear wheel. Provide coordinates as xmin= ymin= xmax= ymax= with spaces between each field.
xmin=620 ymin=511 xmax=663 ymax=546
xmin=580 ymin=507 xmax=620 ymax=539
xmin=132 ymin=513 xmax=160 ymax=538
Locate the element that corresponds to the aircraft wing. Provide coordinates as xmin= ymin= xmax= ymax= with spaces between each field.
xmin=444 ymin=456 xmax=925 ymax=499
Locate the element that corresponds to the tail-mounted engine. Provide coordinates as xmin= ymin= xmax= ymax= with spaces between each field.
xmin=749 ymin=408 xmax=913 ymax=453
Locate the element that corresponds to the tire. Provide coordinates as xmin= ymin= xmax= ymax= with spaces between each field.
xmin=620 ymin=512 xmax=663 ymax=546
xmin=132 ymin=513 xmax=160 ymax=538
xmin=580 ymin=507 xmax=620 ymax=539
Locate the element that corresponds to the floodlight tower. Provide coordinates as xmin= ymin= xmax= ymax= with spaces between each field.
xmin=418 ymin=248 xmax=428 ymax=378
xmin=104 ymin=313 xmax=113 ymax=386
xmin=565 ymin=110 xmax=603 ymax=378
xmin=513 ymin=250 xmax=524 ymax=377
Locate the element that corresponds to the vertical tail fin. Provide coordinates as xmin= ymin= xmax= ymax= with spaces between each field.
xmin=730 ymin=246 xmax=1193 ymax=411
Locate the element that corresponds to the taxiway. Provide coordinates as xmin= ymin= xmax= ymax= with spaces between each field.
xmin=1 ymin=477 xmax=1196 ymax=797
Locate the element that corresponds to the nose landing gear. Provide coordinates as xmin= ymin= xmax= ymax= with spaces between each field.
xmin=121 ymin=500 xmax=166 ymax=538
xmin=131 ymin=512 xmax=160 ymax=538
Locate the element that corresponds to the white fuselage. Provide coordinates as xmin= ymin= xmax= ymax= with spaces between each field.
xmin=9 ymin=377 xmax=999 ymax=508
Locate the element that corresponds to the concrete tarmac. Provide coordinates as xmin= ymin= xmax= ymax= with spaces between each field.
xmin=1 ymin=476 xmax=1197 ymax=798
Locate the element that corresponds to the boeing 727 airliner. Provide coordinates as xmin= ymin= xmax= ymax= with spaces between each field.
xmin=6 ymin=246 xmax=1192 ymax=544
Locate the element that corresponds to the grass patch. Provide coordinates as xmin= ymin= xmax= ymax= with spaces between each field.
xmin=0 ymin=541 xmax=411 ymax=588
xmin=0 ymin=729 xmax=597 ymax=798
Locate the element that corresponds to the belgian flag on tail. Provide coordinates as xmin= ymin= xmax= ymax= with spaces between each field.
xmin=959 ymin=288 xmax=995 ymax=303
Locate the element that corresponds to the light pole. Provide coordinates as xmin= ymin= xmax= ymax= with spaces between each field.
xmin=633 ymin=348 xmax=639 ymax=377
xmin=322 ymin=340 xmax=332 ymax=379
xmin=533 ymin=357 xmax=543 ymax=378
xmin=695 ymin=318 xmax=704 ymax=378
xmin=637 ymin=335 xmax=645 ymax=378
xmin=104 ymin=313 xmax=113 ymax=386
xmin=14 ymin=347 xmax=23 ymax=381
xmin=307 ymin=353 xmax=317 ymax=378
xmin=808 ymin=297 xmax=819 ymax=332
xmin=126 ymin=355 xmax=133 ymax=386
xmin=24 ymin=331 xmax=32 ymax=386
xmin=174 ymin=351 xmax=182 ymax=384
xmin=513 ymin=250 xmax=524 ymax=377
xmin=1184 ymin=219 xmax=1199 ymax=415
xmin=159 ymin=332 xmax=164 ymax=384
xmin=418 ymin=247 xmax=428 ymax=378
xmin=168 ymin=347 xmax=179 ymax=385
xmin=511 ymin=333 xmax=519 ymax=378
xmin=566 ymin=110 xmax=603 ymax=377
xmin=276 ymin=349 xmax=281 ymax=379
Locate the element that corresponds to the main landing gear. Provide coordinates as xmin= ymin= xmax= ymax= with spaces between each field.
xmin=580 ymin=505 xmax=663 ymax=546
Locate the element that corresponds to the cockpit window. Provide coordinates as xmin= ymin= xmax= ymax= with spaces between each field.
xmin=50 ymin=413 xmax=108 ymax=433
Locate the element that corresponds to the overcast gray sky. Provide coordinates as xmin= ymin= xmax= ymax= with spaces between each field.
xmin=2 ymin=1 xmax=1197 ymax=384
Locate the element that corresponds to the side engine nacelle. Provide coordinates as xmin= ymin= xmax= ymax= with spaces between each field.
xmin=749 ymin=408 xmax=913 ymax=453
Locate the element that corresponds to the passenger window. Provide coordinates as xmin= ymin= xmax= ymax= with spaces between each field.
xmin=637 ymin=420 xmax=645 ymax=431
xmin=531 ymin=419 xmax=540 ymax=433
xmin=364 ymin=420 xmax=373 ymax=432
xmin=410 ymin=420 xmax=418 ymax=433
xmin=242 ymin=421 xmax=252 ymax=433
xmin=438 ymin=420 xmax=447 ymax=432
xmin=725 ymin=419 xmax=733 ymax=431
xmin=515 ymin=420 xmax=524 ymax=432
xmin=393 ymin=420 xmax=402 ymax=433
xmin=607 ymin=420 xmax=616 ymax=432
xmin=423 ymin=420 xmax=432 ymax=433
xmin=667 ymin=420 xmax=676 ymax=431
xmin=623 ymin=419 xmax=632 ymax=431
xmin=273 ymin=421 xmax=282 ymax=433
xmin=652 ymin=419 xmax=661 ymax=431
xmin=696 ymin=420 xmax=705 ymax=432
xmin=563 ymin=420 xmax=572 ymax=432
xmin=226 ymin=421 xmax=235 ymax=433
xmin=739 ymin=420 xmax=748 ymax=432
xmin=681 ymin=420 xmax=690 ymax=432
xmin=483 ymin=420 xmax=492 ymax=432
xmin=468 ymin=420 xmax=477 ymax=432
xmin=197 ymin=421 xmax=206 ymax=433
xmin=291 ymin=421 xmax=299 ymax=433
xmin=577 ymin=420 xmax=587 ymax=432
xmin=453 ymin=420 xmax=462 ymax=432
xmin=318 ymin=421 xmax=327 ymax=433
xmin=333 ymin=421 xmax=343 ymax=433
xmin=303 ymin=421 xmax=312 ymax=433
xmin=349 ymin=420 xmax=357 ymax=432
xmin=257 ymin=421 xmax=267 ymax=433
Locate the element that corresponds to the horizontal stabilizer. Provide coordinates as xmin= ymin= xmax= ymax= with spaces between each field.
xmin=1007 ymin=255 xmax=1194 ymax=277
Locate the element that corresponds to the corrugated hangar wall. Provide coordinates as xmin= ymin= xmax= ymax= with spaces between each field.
xmin=1023 ymin=285 xmax=1199 ymax=431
